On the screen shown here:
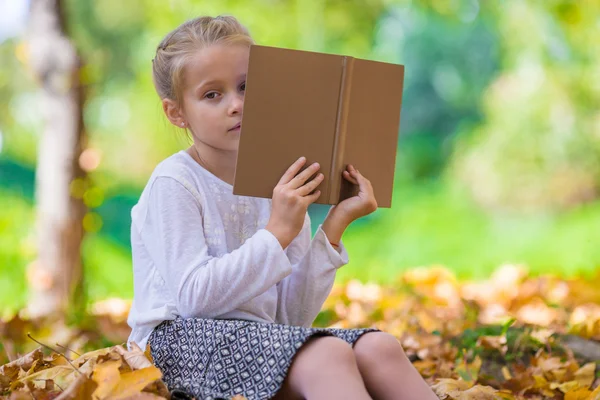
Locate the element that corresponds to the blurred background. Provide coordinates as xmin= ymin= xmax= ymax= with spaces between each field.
xmin=1 ymin=0 xmax=599 ymax=317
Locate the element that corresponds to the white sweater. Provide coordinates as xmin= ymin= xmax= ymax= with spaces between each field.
xmin=126 ymin=151 xmax=349 ymax=349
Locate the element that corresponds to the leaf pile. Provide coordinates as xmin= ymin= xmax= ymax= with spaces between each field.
xmin=318 ymin=265 xmax=600 ymax=399
xmin=4 ymin=264 xmax=600 ymax=399
xmin=0 ymin=341 xmax=171 ymax=399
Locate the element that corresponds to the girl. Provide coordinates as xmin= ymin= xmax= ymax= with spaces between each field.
xmin=127 ymin=15 xmax=437 ymax=400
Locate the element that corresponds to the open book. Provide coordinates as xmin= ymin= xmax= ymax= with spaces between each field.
xmin=233 ymin=44 xmax=405 ymax=208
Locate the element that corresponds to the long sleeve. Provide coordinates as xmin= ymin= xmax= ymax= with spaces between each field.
xmin=275 ymin=213 xmax=349 ymax=327
xmin=139 ymin=176 xmax=293 ymax=319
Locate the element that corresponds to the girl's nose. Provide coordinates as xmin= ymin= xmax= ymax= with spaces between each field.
xmin=229 ymin=93 xmax=244 ymax=115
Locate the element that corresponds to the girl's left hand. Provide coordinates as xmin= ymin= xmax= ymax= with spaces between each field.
xmin=330 ymin=165 xmax=378 ymax=225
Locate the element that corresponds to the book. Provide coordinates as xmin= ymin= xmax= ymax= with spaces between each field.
xmin=233 ymin=44 xmax=405 ymax=208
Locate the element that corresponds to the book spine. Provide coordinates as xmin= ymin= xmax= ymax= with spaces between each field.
xmin=328 ymin=56 xmax=354 ymax=203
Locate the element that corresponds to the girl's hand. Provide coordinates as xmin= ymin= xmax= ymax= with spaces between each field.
xmin=334 ymin=164 xmax=378 ymax=223
xmin=266 ymin=157 xmax=324 ymax=249
xmin=322 ymin=165 xmax=377 ymax=246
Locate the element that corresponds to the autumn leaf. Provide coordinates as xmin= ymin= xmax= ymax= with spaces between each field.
xmin=0 ymin=348 xmax=43 ymax=376
xmin=455 ymin=384 xmax=502 ymax=400
xmin=431 ymin=378 xmax=474 ymax=399
xmin=573 ymin=362 xmax=595 ymax=389
xmin=55 ymin=372 xmax=98 ymax=399
xmin=114 ymin=342 xmax=153 ymax=370
xmin=103 ymin=366 xmax=162 ymax=400
xmin=91 ymin=359 xmax=122 ymax=399
xmin=564 ymin=387 xmax=593 ymax=400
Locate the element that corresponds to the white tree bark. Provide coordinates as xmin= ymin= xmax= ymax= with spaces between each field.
xmin=26 ymin=0 xmax=87 ymax=319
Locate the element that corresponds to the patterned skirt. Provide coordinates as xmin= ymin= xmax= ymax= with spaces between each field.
xmin=148 ymin=318 xmax=378 ymax=400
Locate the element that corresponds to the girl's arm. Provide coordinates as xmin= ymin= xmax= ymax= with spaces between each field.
xmin=275 ymin=212 xmax=348 ymax=327
xmin=275 ymin=165 xmax=377 ymax=327
xmin=140 ymin=176 xmax=293 ymax=319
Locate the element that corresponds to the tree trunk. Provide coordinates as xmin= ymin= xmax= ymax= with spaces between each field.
xmin=26 ymin=0 xmax=87 ymax=319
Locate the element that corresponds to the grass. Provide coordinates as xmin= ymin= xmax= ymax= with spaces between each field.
xmin=338 ymin=179 xmax=600 ymax=283
xmin=1 ymin=179 xmax=600 ymax=313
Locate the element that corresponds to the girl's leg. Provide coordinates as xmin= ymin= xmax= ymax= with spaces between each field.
xmin=353 ymin=332 xmax=438 ymax=400
xmin=273 ymin=336 xmax=372 ymax=400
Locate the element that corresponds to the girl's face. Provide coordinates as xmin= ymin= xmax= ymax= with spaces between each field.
xmin=174 ymin=44 xmax=249 ymax=152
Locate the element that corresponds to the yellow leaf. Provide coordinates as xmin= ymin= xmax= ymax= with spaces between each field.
xmin=574 ymin=362 xmax=596 ymax=389
xmin=115 ymin=343 xmax=153 ymax=371
xmin=55 ymin=372 xmax=98 ymax=400
xmin=551 ymin=368 xmax=568 ymax=382
xmin=476 ymin=335 xmax=507 ymax=353
xmin=455 ymin=384 xmax=498 ymax=400
xmin=18 ymin=365 xmax=79 ymax=390
xmin=550 ymin=380 xmax=580 ymax=393
xmin=565 ymin=387 xmax=593 ymax=400
xmin=590 ymin=384 xmax=600 ymax=400
xmin=104 ymin=366 xmax=162 ymax=400
xmin=431 ymin=378 xmax=473 ymax=399
xmin=92 ymin=360 xmax=122 ymax=399
xmin=73 ymin=347 xmax=115 ymax=368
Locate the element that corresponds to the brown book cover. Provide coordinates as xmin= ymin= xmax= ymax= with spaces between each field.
xmin=233 ymin=44 xmax=405 ymax=208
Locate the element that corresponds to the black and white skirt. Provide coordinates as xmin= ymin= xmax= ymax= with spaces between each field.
xmin=149 ymin=318 xmax=378 ymax=400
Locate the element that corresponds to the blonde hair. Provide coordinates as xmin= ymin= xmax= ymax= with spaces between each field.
xmin=152 ymin=15 xmax=254 ymax=106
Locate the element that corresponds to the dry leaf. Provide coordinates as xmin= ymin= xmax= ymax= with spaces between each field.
xmin=432 ymin=378 xmax=474 ymax=399
xmin=565 ymin=387 xmax=593 ymax=400
xmin=118 ymin=394 xmax=168 ymax=399
xmin=54 ymin=372 xmax=98 ymax=399
xmin=92 ymin=359 xmax=122 ymax=399
xmin=573 ymin=362 xmax=595 ymax=389
xmin=114 ymin=342 xmax=153 ymax=370
xmin=455 ymin=384 xmax=499 ymax=400
xmin=104 ymin=366 xmax=162 ymax=400
xmin=0 ymin=348 xmax=43 ymax=375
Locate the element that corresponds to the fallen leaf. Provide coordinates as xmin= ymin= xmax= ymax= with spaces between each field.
xmin=431 ymin=378 xmax=473 ymax=399
xmin=565 ymin=387 xmax=593 ymax=400
xmin=92 ymin=359 xmax=122 ymax=399
xmin=0 ymin=348 xmax=43 ymax=375
xmin=18 ymin=365 xmax=81 ymax=390
xmin=455 ymin=384 xmax=499 ymax=400
xmin=114 ymin=342 xmax=153 ymax=370
xmin=104 ymin=366 xmax=162 ymax=400
xmin=55 ymin=372 xmax=98 ymax=399
xmin=573 ymin=362 xmax=595 ymax=389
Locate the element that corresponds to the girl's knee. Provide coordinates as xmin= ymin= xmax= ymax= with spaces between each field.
xmin=288 ymin=336 xmax=357 ymax=385
xmin=296 ymin=336 xmax=356 ymax=369
xmin=354 ymin=332 xmax=408 ymax=366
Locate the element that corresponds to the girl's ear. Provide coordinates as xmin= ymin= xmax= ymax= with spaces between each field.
xmin=162 ymin=98 xmax=186 ymax=128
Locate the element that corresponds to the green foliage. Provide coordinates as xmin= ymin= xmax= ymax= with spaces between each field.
xmin=0 ymin=192 xmax=33 ymax=316
xmin=450 ymin=1 xmax=600 ymax=212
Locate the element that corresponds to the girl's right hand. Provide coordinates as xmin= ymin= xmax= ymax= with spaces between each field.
xmin=266 ymin=157 xmax=324 ymax=249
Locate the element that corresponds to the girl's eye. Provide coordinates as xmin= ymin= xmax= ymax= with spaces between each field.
xmin=205 ymin=92 xmax=218 ymax=99
xmin=240 ymin=82 xmax=246 ymax=91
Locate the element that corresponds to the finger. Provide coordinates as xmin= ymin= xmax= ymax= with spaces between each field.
xmin=278 ymin=157 xmax=306 ymax=185
xmin=343 ymin=170 xmax=358 ymax=185
xmin=350 ymin=170 xmax=372 ymax=192
xmin=303 ymin=189 xmax=321 ymax=205
xmin=288 ymin=162 xmax=321 ymax=189
xmin=297 ymin=173 xmax=324 ymax=196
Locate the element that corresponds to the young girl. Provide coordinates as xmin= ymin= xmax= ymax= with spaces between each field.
xmin=127 ymin=15 xmax=437 ymax=400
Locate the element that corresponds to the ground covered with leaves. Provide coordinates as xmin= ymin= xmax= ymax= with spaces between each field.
xmin=3 ymin=265 xmax=600 ymax=399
